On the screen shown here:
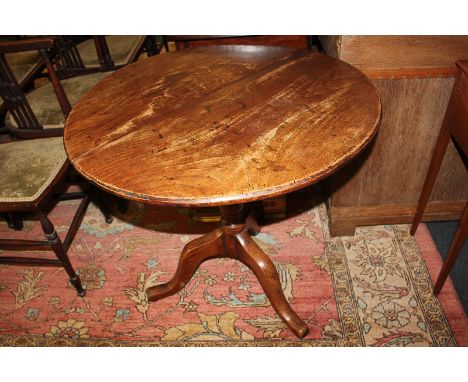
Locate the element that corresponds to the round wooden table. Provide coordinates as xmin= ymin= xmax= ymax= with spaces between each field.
xmin=64 ymin=45 xmax=381 ymax=338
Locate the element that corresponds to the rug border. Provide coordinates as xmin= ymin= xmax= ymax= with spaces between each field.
xmin=0 ymin=203 xmax=461 ymax=347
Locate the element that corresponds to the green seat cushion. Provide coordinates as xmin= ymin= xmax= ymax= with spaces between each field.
xmin=6 ymin=71 xmax=112 ymax=129
xmin=77 ymin=35 xmax=144 ymax=67
xmin=0 ymin=137 xmax=67 ymax=203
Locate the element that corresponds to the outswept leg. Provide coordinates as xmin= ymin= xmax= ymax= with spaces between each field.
xmin=146 ymin=229 xmax=225 ymax=302
xmin=235 ymin=231 xmax=309 ymax=339
xmin=145 ymin=204 xmax=309 ymax=339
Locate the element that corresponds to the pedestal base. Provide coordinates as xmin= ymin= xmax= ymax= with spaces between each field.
xmin=146 ymin=204 xmax=309 ymax=339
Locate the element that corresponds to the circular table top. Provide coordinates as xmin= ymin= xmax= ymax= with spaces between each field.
xmin=64 ymin=45 xmax=381 ymax=207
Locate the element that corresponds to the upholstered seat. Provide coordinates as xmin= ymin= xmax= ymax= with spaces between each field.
xmin=5 ymin=71 xmax=112 ymax=129
xmin=0 ymin=137 xmax=67 ymax=202
xmin=77 ymin=35 xmax=145 ymax=68
xmin=0 ymin=37 xmax=114 ymax=297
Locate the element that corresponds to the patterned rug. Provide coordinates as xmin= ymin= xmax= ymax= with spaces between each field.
xmin=0 ymin=188 xmax=466 ymax=346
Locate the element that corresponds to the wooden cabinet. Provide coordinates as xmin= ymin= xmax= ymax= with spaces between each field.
xmin=319 ymin=36 xmax=468 ymax=236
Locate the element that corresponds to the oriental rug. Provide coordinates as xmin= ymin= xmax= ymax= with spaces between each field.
xmin=0 ymin=188 xmax=466 ymax=346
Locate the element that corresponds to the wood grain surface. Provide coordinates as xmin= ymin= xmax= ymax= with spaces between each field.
xmin=332 ymin=77 xmax=468 ymax=206
xmin=318 ymin=36 xmax=468 ymax=235
xmin=64 ymin=45 xmax=381 ymax=207
xmin=319 ymin=36 xmax=468 ymax=72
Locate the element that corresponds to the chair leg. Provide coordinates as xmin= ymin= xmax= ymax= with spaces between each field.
xmin=91 ymin=188 xmax=113 ymax=224
xmin=307 ymin=36 xmax=314 ymax=50
xmin=145 ymin=36 xmax=158 ymax=57
xmin=410 ymin=127 xmax=451 ymax=235
xmin=6 ymin=212 xmax=23 ymax=231
xmin=39 ymin=211 xmax=85 ymax=297
xmin=163 ymin=36 xmax=169 ymax=52
xmin=433 ymin=203 xmax=468 ymax=295
xmin=116 ymin=198 xmax=129 ymax=214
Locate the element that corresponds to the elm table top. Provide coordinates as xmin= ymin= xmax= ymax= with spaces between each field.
xmin=64 ymin=45 xmax=381 ymax=207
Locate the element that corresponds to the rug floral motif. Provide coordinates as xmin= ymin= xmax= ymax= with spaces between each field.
xmin=0 ymin=189 xmax=465 ymax=346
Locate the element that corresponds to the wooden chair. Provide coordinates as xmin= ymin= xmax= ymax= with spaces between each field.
xmin=0 ymin=36 xmax=162 ymax=137
xmin=0 ymin=37 xmax=113 ymax=296
xmin=4 ymin=49 xmax=44 ymax=89
xmin=0 ymin=46 xmax=45 ymax=127
xmin=0 ymin=37 xmax=114 ymax=138
xmin=0 ymin=137 xmax=104 ymax=296
xmin=55 ymin=35 xmax=159 ymax=78
xmin=411 ymin=60 xmax=468 ymax=295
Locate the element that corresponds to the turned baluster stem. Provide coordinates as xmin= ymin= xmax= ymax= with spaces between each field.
xmin=219 ymin=204 xmax=244 ymax=225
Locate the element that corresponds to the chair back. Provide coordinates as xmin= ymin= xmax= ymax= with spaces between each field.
xmin=0 ymin=52 xmax=42 ymax=129
xmin=93 ymin=36 xmax=116 ymax=71
xmin=54 ymin=36 xmax=87 ymax=78
xmin=55 ymin=36 xmax=116 ymax=78
xmin=0 ymin=38 xmax=71 ymax=135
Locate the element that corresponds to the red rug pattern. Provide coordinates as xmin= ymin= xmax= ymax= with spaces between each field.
xmin=0 ymin=190 xmax=466 ymax=346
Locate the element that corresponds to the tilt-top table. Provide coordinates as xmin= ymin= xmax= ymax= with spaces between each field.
xmin=64 ymin=45 xmax=381 ymax=338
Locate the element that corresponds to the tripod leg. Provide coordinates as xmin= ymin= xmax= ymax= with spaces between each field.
xmin=235 ymin=231 xmax=309 ymax=339
xmin=146 ymin=229 xmax=224 ymax=301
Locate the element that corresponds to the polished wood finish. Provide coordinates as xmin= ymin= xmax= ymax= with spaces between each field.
xmin=65 ymin=46 xmax=381 ymax=207
xmin=319 ymin=36 xmax=468 ymax=236
xmin=64 ymin=46 xmax=381 ymax=338
xmin=147 ymin=204 xmax=309 ymax=338
xmin=411 ymin=60 xmax=468 ymax=295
